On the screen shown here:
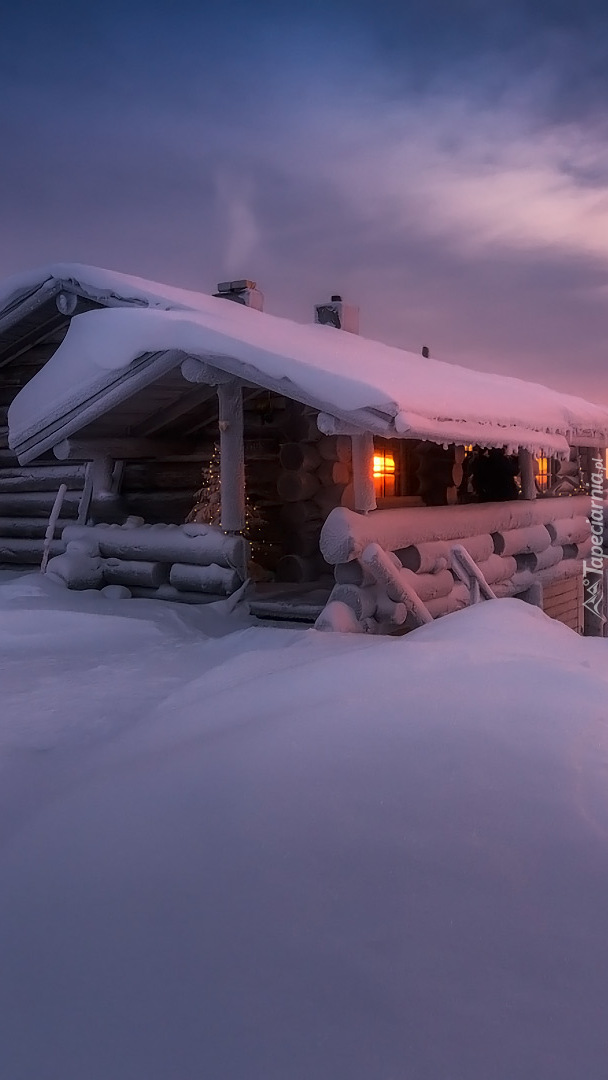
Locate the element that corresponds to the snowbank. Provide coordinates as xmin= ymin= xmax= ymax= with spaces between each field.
xmin=6 ymin=264 xmax=608 ymax=458
xmin=1 ymin=574 xmax=608 ymax=1080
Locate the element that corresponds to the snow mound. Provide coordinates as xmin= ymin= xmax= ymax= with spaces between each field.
xmin=1 ymin=593 xmax=608 ymax=1079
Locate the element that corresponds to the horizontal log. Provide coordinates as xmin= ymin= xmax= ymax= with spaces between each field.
xmin=280 ymin=501 xmax=322 ymax=529
xmin=277 ymin=470 xmax=320 ymax=503
xmin=318 ymin=435 xmax=352 ymax=463
xmin=396 ymin=534 xmax=494 ymax=574
xmin=492 ymin=524 xmax=551 ymax=557
xmin=402 ymin=567 xmax=454 ymax=601
xmin=546 ymin=516 xmax=590 ymax=546
xmin=103 ymin=559 xmax=169 ymax=589
xmin=54 ymin=438 xmax=205 ymax=461
xmin=329 ymin=583 xmax=377 ymax=620
xmin=334 ymin=561 xmax=376 ymax=587
xmin=0 ymin=538 xmax=63 ymax=564
xmin=169 ymin=562 xmax=241 ymax=595
xmin=279 ymin=442 xmax=321 ymax=472
xmin=0 ymin=516 xmax=72 ymax=539
xmin=0 ymin=469 xmax=86 ymax=493
xmin=317 ymin=460 xmax=351 ymax=487
xmin=515 ymin=546 xmax=563 ymax=573
xmin=45 ymin=552 xmax=103 ymax=589
xmin=0 ymin=490 xmax=81 ymax=518
xmin=62 ymin=523 xmax=249 ymax=571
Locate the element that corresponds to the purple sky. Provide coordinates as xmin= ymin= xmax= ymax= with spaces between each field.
xmin=1 ymin=1 xmax=607 ymax=399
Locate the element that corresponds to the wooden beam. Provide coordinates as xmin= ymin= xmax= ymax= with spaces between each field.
xmin=518 ymin=448 xmax=537 ymax=500
xmin=180 ymin=357 xmax=235 ymax=385
xmin=53 ymin=437 xmax=202 ymax=461
xmin=133 ymin=384 xmax=217 ymax=437
xmin=217 ymin=382 xmax=245 ymax=533
xmin=351 ymin=433 xmax=377 ymax=514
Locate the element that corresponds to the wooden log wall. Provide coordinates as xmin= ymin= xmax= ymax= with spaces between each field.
xmin=0 ymin=334 xmax=92 ymax=567
xmin=316 ymin=497 xmax=591 ymax=634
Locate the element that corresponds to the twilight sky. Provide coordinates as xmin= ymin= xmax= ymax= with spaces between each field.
xmin=1 ymin=0 xmax=607 ymax=399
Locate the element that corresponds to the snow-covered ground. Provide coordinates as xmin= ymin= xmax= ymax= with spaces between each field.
xmin=1 ymin=571 xmax=608 ymax=1080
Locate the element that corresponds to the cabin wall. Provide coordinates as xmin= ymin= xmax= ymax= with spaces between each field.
xmin=0 ymin=333 xmax=93 ymax=566
xmin=316 ymin=496 xmax=591 ymax=634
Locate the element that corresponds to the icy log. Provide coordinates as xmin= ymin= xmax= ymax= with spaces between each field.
xmin=315 ymin=600 xmax=365 ymax=634
xmin=401 ymin=567 xmax=454 ymax=601
xmin=350 ymin=433 xmax=377 ymax=515
xmin=476 ymin=554 xmax=518 ymax=583
xmin=546 ymin=516 xmax=590 ymax=546
xmin=169 ymin=562 xmax=241 ymax=595
xmin=397 ymin=535 xmax=494 ymax=574
xmin=277 ymin=470 xmax=321 ymax=503
xmin=425 ymin=584 xmax=469 ymax=620
xmin=515 ymin=546 xmax=563 ymax=573
xmin=61 ymin=523 xmax=249 ymax=571
xmin=217 ymin=382 xmax=245 ymax=533
xmin=360 ymin=543 xmax=433 ymax=625
xmin=103 ymin=559 xmax=169 ymax=589
xmin=334 ymin=561 xmax=376 ymax=587
xmin=320 ymin=498 xmax=590 ymax=566
xmin=492 ymin=524 xmax=551 ymax=557
xmin=279 ymin=442 xmax=322 ymax=472
xmin=0 ymin=537 xmax=64 ymax=564
xmin=46 ymin=549 xmax=104 ymax=590
xmin=329 ymin=583 xmax=377 ymax=620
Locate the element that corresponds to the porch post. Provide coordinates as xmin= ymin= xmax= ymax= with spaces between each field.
xmin=351 ymin=433 xmax=377 ymax=514
xmin=518 ymin=448 xmax=537 ymax=500
xmin=217 ymin=381 xmax=245 ymax=533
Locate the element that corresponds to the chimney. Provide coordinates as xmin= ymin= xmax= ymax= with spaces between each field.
xmin=213 ymin=279 xmax=264 ymax=311
xmin=421 ymin=345 xmax=430 ymax=358
xmin=314 ymin=294 xmax=359 ymax=334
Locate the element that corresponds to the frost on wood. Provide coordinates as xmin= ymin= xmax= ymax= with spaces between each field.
xmin=316 ymin=496 xmax=592 ymax=634
xmin=47 ymin=521 xmax=250 ymax=600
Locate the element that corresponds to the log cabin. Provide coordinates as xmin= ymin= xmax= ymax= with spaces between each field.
xmin=1 ymin=263 xmax=607 ymax=633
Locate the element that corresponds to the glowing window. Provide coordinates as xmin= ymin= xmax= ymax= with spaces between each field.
xmin=373 ymin=451 xmax=396 ymax=497
xmin=535 ymin=456 xmax=550 ymax=493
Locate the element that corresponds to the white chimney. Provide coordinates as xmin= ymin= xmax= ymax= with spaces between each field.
xmin=213 ymin=279 xmax=264 ymax=311
xmin=314 ymin=294 xmax=359 ymax=334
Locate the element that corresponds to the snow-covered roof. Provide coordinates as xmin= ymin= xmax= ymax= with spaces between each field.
xmin=5 ymin=263 xmax=608 ymax=462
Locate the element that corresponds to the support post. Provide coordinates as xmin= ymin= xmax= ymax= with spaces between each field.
xmin=519 ymin=448 xmax=537 ymax=500
xmin=351 ymin=433 xmax=377 ymax=514
xmin=217 ymin=382 xmax=245 ymax=533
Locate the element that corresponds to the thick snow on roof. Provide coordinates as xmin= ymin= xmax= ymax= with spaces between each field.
xmin=5 ymin=263 xmax=608 ymax=457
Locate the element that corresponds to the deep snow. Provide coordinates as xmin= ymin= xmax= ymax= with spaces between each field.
xmin=1 ymin=571 xmax=608 ymax=1080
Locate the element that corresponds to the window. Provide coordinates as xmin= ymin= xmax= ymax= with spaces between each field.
xmin=372 ymin=439 xmax=420 ymax=500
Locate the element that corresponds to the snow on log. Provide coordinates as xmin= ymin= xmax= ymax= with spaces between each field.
xmin=169 ymin=562 xmax=241 ymax=595
xmin=360 ymin=543 xmax=433 ymax=625
xmin=334 ymin=561 xmax=376 ymax=587
xmin=546 ymin=516 xmax=590 ymax=546
xmin=279 ymin=442 xmax=322 ymax=472
xmin=314 ymin=600 xmax=364 ymax=633
xmin=515 ymin=546 xmax=563 ymax=573
xmin=401 ymin=567 xmax=454 ymax=601
xmin=396 ymin=534 xmax=494 ymax=573
xmin=492 ymin=524 xmax=551 ymax=557
xmin=329 ymin=583 xmax=377 ymax=620
xmin=277 ymin=470 xmax=321 ymax=503
xmin=425 ymin=584 xmax=469 ymax=619
xmin=319 ymin=497 xmax=591 ymax=565
xmin=61 ymin=523 xmax=249 ymax=571
xmin=0 ymin=537 xmax=64 ymax=564
xmin=475 ymin=554 xmax=518 ymax=583
xmin=103 ymin=559 xmax=169 ymax=589
xmin=374 ymin=594 xmax=408 ymax=626
xmin=46 ymin=547 xmax=104 ymax=589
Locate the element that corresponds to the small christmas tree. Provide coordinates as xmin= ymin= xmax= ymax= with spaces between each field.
xmin=186 ymin=444 xmax=222 ymax=526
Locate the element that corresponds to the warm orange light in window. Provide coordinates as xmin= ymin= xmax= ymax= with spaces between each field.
xmin=373 ymin=453 xmax=395 ymax=477
xmin=535 ymin=455 xmax=549 ymax=493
